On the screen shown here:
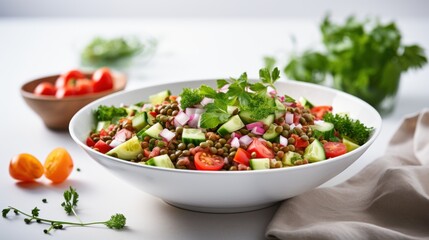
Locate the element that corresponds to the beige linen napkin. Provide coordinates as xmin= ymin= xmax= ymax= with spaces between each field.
xmin=266 ymin=109 xmax=429 ymax=240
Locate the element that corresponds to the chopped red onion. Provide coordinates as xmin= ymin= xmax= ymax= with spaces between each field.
xmin=185 ymin=107 xmax=206 ymax=116
xmin=231 ymin=132 xmax=242 ymax=139
xmin=267 ymin=86 xmax=277 ymax=96
xmin=246 ymin=121 xmax=263 ymax=131
xmin=251 ymin=126 xmax=265 ymax=135
xmin=160 ymin=128 xmax=176 ymax=142
xmin=231 ymin=137 xmax=240 ymax=148
xmin=109 ymin=139 xmax=123 ymax=148
xmin=114 ymin=129 xmax=132 ymax=142
xmin=239 ymin=135 xmax=253 ymax=146
xmin=175 ymin=111 xmax=190 ymax=125
xmin=279 ymin=135 xmax=288 ymax=146
xmin=188 ymin=113 xmax=201 ymax=128
xmin=173 ymin=118 xmax=183 ymax=127
xmin=141 ymin=103 xmax=153 ymax=111
xmin=285 ymin=112 xmax=294 ymax=124
xmin=200 ymin=97 xmax=214 ymax=106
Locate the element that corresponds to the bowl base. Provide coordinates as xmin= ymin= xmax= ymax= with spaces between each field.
xmin=164 ymin=201 xmax=278 ymax=213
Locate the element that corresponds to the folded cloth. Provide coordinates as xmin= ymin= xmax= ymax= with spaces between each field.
xmin=266 ymin=109 xmax=429 ymax=240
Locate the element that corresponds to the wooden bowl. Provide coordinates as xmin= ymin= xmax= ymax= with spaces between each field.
xmin=21 ymin=72 xmax=127 ymax=131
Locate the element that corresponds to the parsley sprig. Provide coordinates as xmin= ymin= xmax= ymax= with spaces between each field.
xmin=2 ymin=187 xmax=126 ymax=234
xmin=179 ymin=67 xmax=281 ymax=129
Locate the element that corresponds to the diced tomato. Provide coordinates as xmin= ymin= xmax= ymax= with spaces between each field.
xmin=247 ymin=138 xmax=275 ymax=159
xmin=99 ymin=129 xmax=109 ymax=138
xmin=194 ymin=152 xmax=225 ymax=171
xmin=323 ymin=142 xmax=347 ymax=158
xmin=149 ymin=111 xmax=158 ymax=118
xmin=148 ymin=147 xmax=161 ymax=158
xmin=143 ymin=149 xmax=151 ymax=158
xmin=233 ymin=148 xmax=251 ymax=166
xmin=93 ymin=140 xmax=112 ymax=154
xmin=293 ymin=113 xmax=301 ymax=125
xmin=291 ymin=134 xmax=309 ymax=149
xmin=311 ymin=105 xmax=333 ymax=120
xmin=34 ymin=82 xmax=56 ymax=96
xmin=86 ymin=137 xmax=95 ymax=147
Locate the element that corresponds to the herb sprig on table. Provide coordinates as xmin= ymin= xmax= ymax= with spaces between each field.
xmin=2 ymin=187 xmax=126 ymax=234
xmin=179 ymin=67 xmax=281 ymax=129
xmin=270 ymin=15 xmax=427 ymax=112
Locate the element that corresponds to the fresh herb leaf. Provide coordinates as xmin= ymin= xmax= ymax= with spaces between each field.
xmin=323 ymin=112 xmax=373 ymax=145
xmin=94 ymin=105 xmax=128 ymax=122
xmin=179 ymin=88 xmax=203 ymax=109
xmin=216 ymin=79 xmax=229 ymax=89
xmin=2 ymin=187 xmax=126 ymax=234
xmin=284 ymin=95 xmax=296 ymax=103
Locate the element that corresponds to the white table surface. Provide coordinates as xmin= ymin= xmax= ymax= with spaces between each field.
xmin=1 ymin=18 xmax=428 ymax=240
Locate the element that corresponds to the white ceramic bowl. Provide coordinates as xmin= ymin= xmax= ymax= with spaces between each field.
xmin=69 ymin=79 xmax=381 ymax=213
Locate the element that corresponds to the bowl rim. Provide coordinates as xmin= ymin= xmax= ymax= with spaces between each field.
xmin=69 ymin=78 xmax=382 ymax=176
xmin=20 ymin=71 xmax=127 ymax=102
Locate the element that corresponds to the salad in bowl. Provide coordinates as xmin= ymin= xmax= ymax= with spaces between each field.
xmin=85 ymin=68 xmax=373 ymax=172
xmin=70 ymin=67 xmax=380 ymax=213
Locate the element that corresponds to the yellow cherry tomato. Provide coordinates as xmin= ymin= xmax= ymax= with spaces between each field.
xmin=44 ymin=148 xmax=74 ymax=183
xmin=9 ymin=153 xmax=44 ymax=182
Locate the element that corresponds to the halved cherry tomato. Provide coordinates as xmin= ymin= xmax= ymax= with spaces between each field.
xmin=92 ymin=67 xmax=113 ymax=93
xmin=311 ymin=105 xmax=333 ymax=120
xmin=247 ymin=138 xmax=275 ymax=159
xmin=233 ymin=148 xmax=251 ymax=166
xmin=44 ymin=148 xmax=74 ymax=183
xmin=75 ymin=79 xmax=93 ymax=95
xmin=55 ymin=69 xmax=85 ymax=88
xmin=194 ymin=152 xmax=225 ymax=171
xmin=323 ymin=142 xmax=347 ymax=158
xmin=34 ymin=82 xmax=56 ymax=96
xmin=9 ymin=153 xmax=44 ymax=182
xmin=55 ymin=86 xmax=75 ymax=98
xmin=93 ymin=140 xmax=112 ymax=154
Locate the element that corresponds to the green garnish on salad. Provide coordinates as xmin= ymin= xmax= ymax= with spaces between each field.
xmin=86 ymin=67 xmax=374 ymax=171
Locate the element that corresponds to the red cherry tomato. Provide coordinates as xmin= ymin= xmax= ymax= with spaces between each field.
xmin=55 ymin=86 xmax=75 ymax=98
xmin=247 ymin=138 xmax=275 ymax=159
xmin=55 ymin=69 xmax=85 ymax=88
xmin=311 ymin=105 xmax=333 ymax=120
xmin=323 ymin=142 xmax=347 ymax=158
xmin=93 ymin=140 xmax=112 ymax=154
xmin=75 ymin=79 xmax=93 ymax=95
xmin=194 ymin=152 xmax=225 ymax=171
xmin=233 ymin=148 xmax=251 ymax=166
xmin=34 ymin=82 xmax=56 ymax=96
xmin=92 ymin=68 xmax=114 ymax=93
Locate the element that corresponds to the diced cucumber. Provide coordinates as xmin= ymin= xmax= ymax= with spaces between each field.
xmin=263 ymin=124 xmax=280 ymax=142
xmin=136 ymin=125 xmax=151 ymax=140
xmin=217 ymin=115 xmax=245 ymax=136
xmin=303 ymin=139 xmax=326 ymax=163
xmin=249 ymin=158 xmax=270 ymax=170
xmin=96 ymin=121 xmax=110 ymax=132
xmin=147 ymin=154 xmax=175 ymax=169
xmin=299 ymin=97 xmax=314 ymax=109
xmin=282 ymin=151 xmax=302 ymax=166
xmin=149 ymin=90 xmax=171 ymax=105
xmin=227 ymin=105 xmax=238 ymax=115
xmin=238 ymin=110 xmax=256 ymax=124
xmin=238 ymin=111 xmax=274 ymax=126
xmin=106 ymin=136 xmax=142 ymax=160
xmin=132 ymin=112 xmax=148 ymax=131
xmin=146 ymin=112 xmax=156 ymax=125
xmin=342 ymin=136 xmax=360 ymax=152
xmin=182 ymin=128 xmax=206 ymax=145
xmin=274 ymin=99 xmax=286 ymax=119
xmin=260 ymin=114 xmax=275 ymax=126
xmin=140 ymin=122 xmax=163 ymax=139
xmin=310 ymin=121 xmax=335 ymax=140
